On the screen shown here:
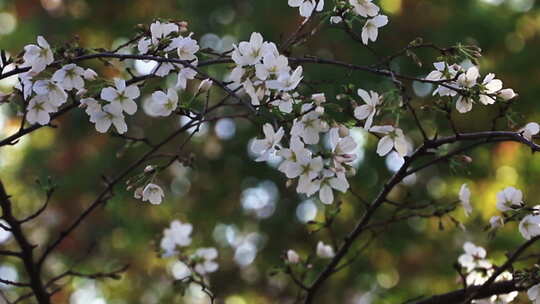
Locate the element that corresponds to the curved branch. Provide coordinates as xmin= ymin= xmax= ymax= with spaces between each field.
xmin=303 ymin=130 xmax=539 ymax=303
xmin=413 ymin=280 xmax=524 ymax=304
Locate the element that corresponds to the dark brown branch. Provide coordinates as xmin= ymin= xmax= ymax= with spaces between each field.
xmin=461 ymin=236 xmax=540 ymax=303
xmin=413 ymin=280 xmax=524 ymax=304
xmin=0 ymin=180 xmax=50 ymax=303
xmin=0 ymin=249 xmax=21 ymax=258
xmin=0 ymin=278 xmax=30 ymax=287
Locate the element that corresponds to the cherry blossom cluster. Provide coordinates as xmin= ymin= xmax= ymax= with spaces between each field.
xmin=160 ymin=220 xmax=219 ymax=279
xmin=288 ymin=0 xmax=325 ymax=18
xmin=459 ymin=183 xmax=540 ymax=242
xmin=6 ymin=6 xmax=540 ymax=302
xmin=426 ymin=62 xmax=517 ymax=113
xmin=12 ymin=20 xmax=206 ymax=206
xmin=229 ymin=31 xmax=304 ymax=111
xmin=457 ymin=242 xmax=518 ymax=304
xmin=287 ymin=0 xmax=389 ymax=45
xmin=250 ymin=83 xmax=412 ymax=206
xmin=252 ymin=116 xmax=357 ymax=205
xmin=16 ymin=36 xmax=97 ymax=125
xmin=129 ymin=166 xmax=165 ymax=205
xmin=137 ymin=20 xmax=200 ymax=89
xmin=489 ymin=186 xmax=540 ymax=241
xmin=14 ymin=20 xmax=203 ymax=138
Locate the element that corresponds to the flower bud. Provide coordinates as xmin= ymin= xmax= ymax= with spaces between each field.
xmin=197 ymin=79 xmax=213 ymax=93
xmin=316 ymin=241 xmax=335 ymax=259
xmin=498 ymin=88 xmax=517 ymax=101
xmin=286 ymin=250 xmax=300 ymax=264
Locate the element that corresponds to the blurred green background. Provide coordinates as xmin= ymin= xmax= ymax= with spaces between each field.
xmin=1 ymin=0 xmax=540 ymax=303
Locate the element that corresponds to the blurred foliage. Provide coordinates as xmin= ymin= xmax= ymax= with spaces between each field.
xmin=2 ymin=0 xmax=540 ymax=303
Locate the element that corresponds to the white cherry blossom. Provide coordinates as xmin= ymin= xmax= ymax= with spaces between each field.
xmin=528 ymin=283 xmax=540 ymax=304
xmin=278 ymin=136 xmax=311 ymax=178
xmin=150 ymin=88 xmax=179 ymax=117
xmin=26 ymin=95 xmax=56 ymax=125
xmin=255 ymin=53 xmax=290 ymax=81
xmin=171 ymin=261 xmax=192 ymax=280
xmin=90 ymin=104 xmax=128 ymax=134
xmin=14 ymin=72 xmax=34 ymax=100
xmin=175 ymin=67 xmax=197 ymax=90
xmin=361 ymin=15 xmax=388 ymax=45
xmin=266 ymin=66 xmax=304 ymax=91
xmin=286 ymin=250 xmax=300 ymax=264
xmin=495 ymin=186 xmax=523 ymax=212
xmin=232 ymin=32 xmax=269 ymax=66
xmin=288 ymin=0 xmax=324 ymax=18
xmin=458 ymin=242 xmax=488 ymax=272
xmin=243 ymin=79 xmax=264 ymax=106
xmin=141 ymin=183 xmax=165 ymax=205
xmin=519 ymin=215 xmax=540 ymax=240
xmin=349 ymin=0 xmax=379 ymax=17
xmin=519 ymin=122 xmax=539 ymax=141
xmin=151 ymin=55 xmax=181 ymax=77
xmin=315 ymin=170 xmax=349 ymax=204
xmin=456 ymin=67 xmax=480 ymax=113
xmin=100 ymin=79 xmax=140 ymax=115
xmin=458 ymin=66 xmax=480 ymax=88
xmin=456 ymin=95 xmax=473 ymax=114
xmin=251 ymin=123 xmax=284 ymax=162
xmin=353 ymin=89 xmax=382 ymax=129
xmin=138 ymin=21 xmax=179 ymax=54
xmin=33 ymin=79 xmax=68 ymax=107
xmin=271 ymin=93 xmax=297 ymax=113
xmin=80 ymin=98 xmax=101 ymax=118
xmin=316 ymin=241 xmax=335 ymax=258
xmin=459 ymin=183 xmax=472 ymax=216
xmin=137 ymin=38 xmax=152 ymax=55
xmin=479 ymin=73 xmax=502 ymax=105
xmin=150 ymin=21 xmax=178 ymax=44
xmin=370 ymin=125 xmax=408 ymax=157
xmin=169 ymin=35 xmax=199 ymax=61
xmin=291 ymin=108 xmax=328 ymax=145
xmin=22 ymin=36 xmax=54 ymax=73
xmin=228 ymin=66 xmax=246 ymax=85
xmin=52 ymin=63 xmax=85 ymax=91
xmin=426 ymin=61 xmax=461 ymax=97
xmin=489 ymin=216 xmax=504 ymax=229
xmin=329 ymin=127 xmax=357 ymax=168
xmin=192 ymin=247 xmax=219 ymax=275
xmin=160 ymin=220 xmax=193 ymax=257
xmin=296 ymin=156 xmax=323 ymax=195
